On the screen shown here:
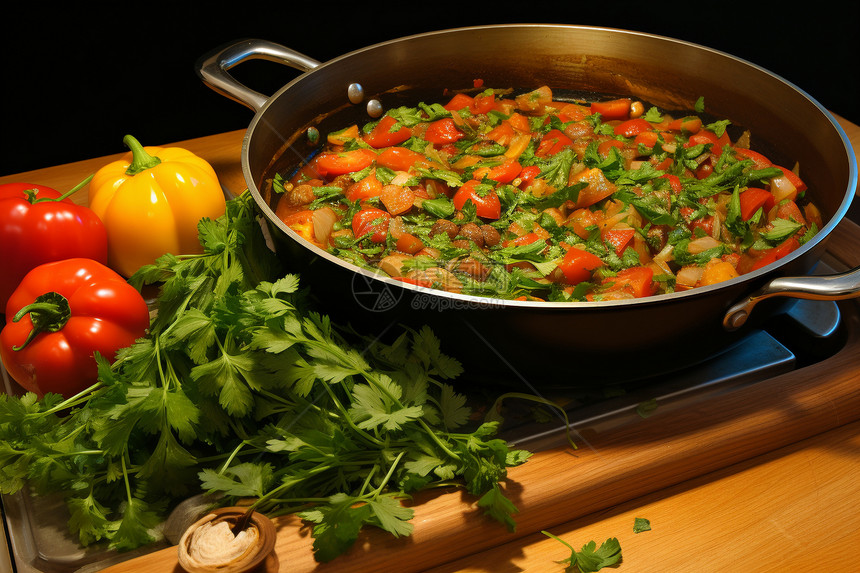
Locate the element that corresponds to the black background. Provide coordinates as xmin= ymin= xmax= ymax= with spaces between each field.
xmin=3 ymin=3 xmax=858 ymax=177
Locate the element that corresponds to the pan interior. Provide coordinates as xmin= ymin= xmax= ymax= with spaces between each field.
xmin=245 ymin=25 xmax=856 ymax=303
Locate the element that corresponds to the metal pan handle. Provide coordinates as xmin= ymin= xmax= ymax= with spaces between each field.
xmin=723 ymin=266 xmax=860 ymax=330
xmin=195 ymin=39 xmax=321 ymax=112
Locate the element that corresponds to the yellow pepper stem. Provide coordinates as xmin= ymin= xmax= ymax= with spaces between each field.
xmin=123 ymin=134 xmax=162 ymax=176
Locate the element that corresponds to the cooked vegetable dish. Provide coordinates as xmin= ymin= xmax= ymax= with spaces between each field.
xmin=272 ymin=85 xmax=821 ymax=301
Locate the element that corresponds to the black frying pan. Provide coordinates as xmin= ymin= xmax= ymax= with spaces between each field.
xmin=197 ymin=25 xmax=858 ymax=385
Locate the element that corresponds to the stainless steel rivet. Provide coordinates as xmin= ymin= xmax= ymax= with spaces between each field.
xmin=729 ymin=310 xmax=748 ymax=330
xmin=348 ymin=83 xmax=364 ymax=104
xmin=366 ymin=99 xmax=383 ymax=118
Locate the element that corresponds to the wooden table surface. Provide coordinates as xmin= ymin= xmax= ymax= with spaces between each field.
xmin=1 ymin=115 xmax=859 ymax=573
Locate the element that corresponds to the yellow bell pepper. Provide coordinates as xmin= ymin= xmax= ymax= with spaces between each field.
xmin=88 ymin=135 xmax=227 ymax=277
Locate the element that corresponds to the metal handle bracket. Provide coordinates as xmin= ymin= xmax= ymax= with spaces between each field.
xmin=195 ymin=39 xmax=321 ymax=112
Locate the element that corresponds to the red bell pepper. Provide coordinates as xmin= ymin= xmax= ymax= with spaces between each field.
xmin=314 ymin=148 xmax=377 ymax=177
xmin=613 ymin=118 xmax=652 ymax=137
xmin=0 ymin=258 xmax=150 ymax=397
xmin=558 ymin=247 xmax=604 ymax=285
xmin=363 ymin=115 xmax=411 ymax=149
xmin=597 ymin=139 xmax=625 ymax=158
xmin=680 ymin=207 xmax=715 ymax=236
xmin=536 ymin=129 xmax=573 ymax=156
xmin=666 ymin=116 xmax=703 ymax=134
xmin=351 ymin=208 xmax=391 ymax=243
xmin=452 ymin=180 xmax=501 ymax=220
xmin=424 ymin=118 xmax=466 ymax=145
xmin=376 ymin=147 xmax=429 ymax=171
xmin=685 ymin=129 xmax=730 ymax=157
xmin=634 ymin=130 xmax=660 ymax=149
xmin=508 ymin=232 xmax=542 ymax=247
xmin=733 ymin=147 xmax=772 ymax=170
xmin=590 ymin=98 xmax=632 ymax=121
xmin=0 ymin=177 xmax=108 ymax=310
xmin=345 ymin=173 xmax=383 ymax=202
xmin=749 ymin=236 xmax=801 ymax=271
xmin=660 ymin=174 xmax=683 ymax=193
xmin=473 ymin=158 xmax=522 ymax=185
xmin=603 ymin=228 xmax=636 ymax=256
xmin=516 ymin=165 xmax=541 ymax=188
xmin=469 ymin=93 xmax=496 ymax=115
xmin=443 ymin=93 xmax=475 ymax=112
xmin=601 ymin=266 xmax=657 ymax=298
xmin=739 ymin=187 xmax=774 ymax=221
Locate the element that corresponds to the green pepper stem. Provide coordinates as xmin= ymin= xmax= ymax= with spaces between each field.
xmin=26 ymin=174 xmax=94 ymax=204
xmin=11 ymin=292 xmax=72 ymax=351
xmin=123 ymin=134 xmax=161 ymax=176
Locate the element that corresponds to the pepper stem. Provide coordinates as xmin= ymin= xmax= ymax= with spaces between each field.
xmin=123 ymin=134 xmax=161 ymax=176
xmin=11 ymin=292 xmax=72 ymax=351
xmin=26 ymin=174 xmax=94 ymax=204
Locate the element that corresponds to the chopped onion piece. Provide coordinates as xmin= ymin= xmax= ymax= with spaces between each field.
xmin=804 ymin=203 xmax=823 ymax=228
xmin=651 ymin=243 xmax=675 ymax=275
xmin=424 ymin=179 xmax=447 ymax=199
xmin=388 ymin=215 xmax=407 ymax=239
xmin=676 ymin=265 xmax=703 ymax=288
xmin=390 ymin=172 xmax=412 ymax=186
xmin=687 ymin=235 xmax=722 ymax=254
xmin=312 ymin=207 xmax=338 ymax=245
xmin=770 ymin=175 xmax=797 ymax=203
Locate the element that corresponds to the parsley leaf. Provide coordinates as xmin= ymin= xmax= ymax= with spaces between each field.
xmin=760 ymin=218 xmax=803 ymax=242
xmin=543 ymin=531 xmax=623 ymax=572
xmin=535 ymin=181 xmax=589 ymax=210
xmin=633 ymin=517 xmax=652 ymax=533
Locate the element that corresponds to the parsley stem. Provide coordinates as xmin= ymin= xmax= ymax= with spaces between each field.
xmin=52 ymin=449 xmax=104 ymax=457
xmin=37 ymin=382 xmax=105 ymax=417
xmin=243 ymin=464 xmax=331 ymax=514
xmin=370 ymin=450 xmax=405 ymax=497
xmin=357 ymin=465 xmax=379 ymax=497
xmin=120 ymin=453 xmax=133 ymax=504
xmin=153 ymin=338 xmax=169 ymax=390
xmin=218 ymin=441 xmax=247 ymax=474
xmin=417 ymin=419 xmax=460 ymax=461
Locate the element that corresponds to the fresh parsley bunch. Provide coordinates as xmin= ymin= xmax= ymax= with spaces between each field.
xmin=0 ymin=190 xmax=531 ymax=561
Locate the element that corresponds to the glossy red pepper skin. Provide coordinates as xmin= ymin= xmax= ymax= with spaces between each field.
xmin=452 ymin=180 xmax=502 ymax=220
xmin=0 ymin=258 xmax=150 ymax=397
xmin=0 ymin=181 xmax=108 ymax=310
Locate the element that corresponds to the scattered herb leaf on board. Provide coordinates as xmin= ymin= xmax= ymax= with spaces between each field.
xmin=542 ymin=530 xmax=623 ymax=572
xmin=0 ymin=190 xmax=532 ymax=561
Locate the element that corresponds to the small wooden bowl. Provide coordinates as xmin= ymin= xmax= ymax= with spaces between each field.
xmin=177 ymin=507 xmax=277 ymax=573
